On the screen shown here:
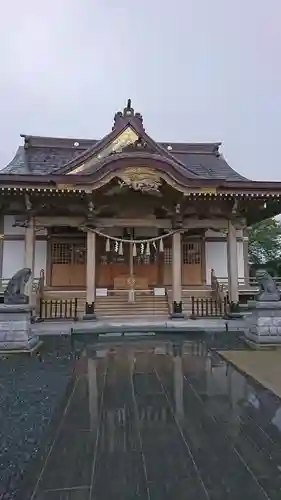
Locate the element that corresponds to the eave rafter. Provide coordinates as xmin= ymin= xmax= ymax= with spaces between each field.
xmin=1 ymin=184 xmax=281 ymax=203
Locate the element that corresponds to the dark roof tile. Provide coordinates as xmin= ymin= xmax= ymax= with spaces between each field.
xmin=1 ymin=136 xmax=248 ymax=181
xmin=172 ymin=152 xmax=248 ymax=181
xmin=2 ymin=146 xmax=29 ymax=174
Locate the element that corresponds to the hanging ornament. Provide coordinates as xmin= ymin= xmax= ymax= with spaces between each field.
xmin=140 ymin=243 xmax=144 ymax=254
xmin=133 ymin=243 xmax=137 ymax=257
xmin=159 ymin=238 xmax=164 ymax=252
xmin=115 ymin=241 xmax=119 ymax=253
xmin=118 ymin=241 xmax=123 ymax=255
xmin=105 ymin=238 xmax=110 ymax=252
xmin=145 ymin=242 xmax=150 ymax=256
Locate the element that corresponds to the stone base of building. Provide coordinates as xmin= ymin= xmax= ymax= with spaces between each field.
xmin=0 ymin=304 xmax=40 ymax=351
xmin=83 ymin=302 xmax=97 ymax=321
xmin=245 ymin=300 xmax=281 ymax=345
xmin=169 ymin=301 xmax=185 ymax=320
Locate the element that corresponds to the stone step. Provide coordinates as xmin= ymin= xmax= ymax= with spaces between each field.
xmin=95 ymin=300 xmax=167 ymax=307
xmin=96 ymin=303 xmax=166 ymax=307
xmin=95 ymin=309 xmax=168 ymax=315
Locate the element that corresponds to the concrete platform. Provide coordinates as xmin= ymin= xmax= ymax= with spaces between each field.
xmin=219 ymin=349 xmax=281 ymax=398
xmin=32 ymin=316 xmax=247 ymax=336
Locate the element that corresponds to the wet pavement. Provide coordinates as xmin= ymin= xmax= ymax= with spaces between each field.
xmin=19 ymin=335 xmax=281 ymax=500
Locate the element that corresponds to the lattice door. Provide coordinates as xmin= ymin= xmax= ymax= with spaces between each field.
xmin=51 ymin=242 xmax=72 ymax=265
xmin=51 ymin=241 xmax=86 ymax=287
xmin=182 ymin=241 xmax=202 ymax=285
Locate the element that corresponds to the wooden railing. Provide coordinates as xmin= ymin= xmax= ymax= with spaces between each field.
xmin=39 ymin=298 xmax=78 ymax=321
xmin=191 ymin=296 xmax=228 ymax=318
xmin=216 ymin=276 xmax=281 ymax=291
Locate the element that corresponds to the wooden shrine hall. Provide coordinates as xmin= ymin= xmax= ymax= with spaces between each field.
xmin=1 ymin=99 xmax=281 ymax=318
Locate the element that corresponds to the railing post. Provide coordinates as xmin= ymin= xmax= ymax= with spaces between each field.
xmin=39 ymin=298 xmax=43 ymax=320
xmin=63 ymin=300 xmax=67 ymax=319
xmin=224 ymin=296 xmax=228 ymax=316
xmin=74 ymin=298 xmax=78 ymax=321
xmin=191 ymin=296 xmax=195 ymax=317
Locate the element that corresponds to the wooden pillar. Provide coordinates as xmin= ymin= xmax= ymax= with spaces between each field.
xmin=171 ymin=231 xmax=184 ymax=317
xmin=24 ymin=217 xmax=35 ymax=300
xmin=84 ymin=230 xmax=96 ymax=319
xmin=158 ymin=229 xmax=164 ymax=285
xmin=243 ymin=229 xmax=250 ymax=284
xmin=0 ymin=214 xmax=4 ymax=281
xmin=227 ymin=220 xmax=239 ymax=304
xmin=201 ymin=235 xmax=207 ymax=285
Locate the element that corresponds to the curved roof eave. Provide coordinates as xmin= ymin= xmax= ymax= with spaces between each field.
xmin=73 ymin=152 xmax=201 ymax=182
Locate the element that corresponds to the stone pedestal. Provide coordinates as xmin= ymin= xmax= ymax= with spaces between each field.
xmin=0 ymin=304 xmax=39 ymax=351
xmin=170 ymin=301 xmax=185 ymax=319
xmin=245 ymin=300 xmax=281 ymax=345
xmin=83 ymin=302 xmax=96 ymax=321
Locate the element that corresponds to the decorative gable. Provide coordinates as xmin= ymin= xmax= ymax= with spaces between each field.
xmin=67 ymin=126 xmax=139 ymax=175
xmin=60 ymin=99 xmax=189 ymax=176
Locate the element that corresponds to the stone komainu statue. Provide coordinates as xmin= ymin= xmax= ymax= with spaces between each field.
xmin=3 ymin=268 xmax=31 ymax=304
xmin=255 ymin=269 xmax=280 ymax=302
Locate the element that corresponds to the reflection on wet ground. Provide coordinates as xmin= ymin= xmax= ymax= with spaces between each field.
xmin=28 ymin=338 xmax=281 ymax=499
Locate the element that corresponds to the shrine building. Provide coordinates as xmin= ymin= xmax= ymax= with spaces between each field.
xmin=1 ymin=100 xmax=281 ymax=318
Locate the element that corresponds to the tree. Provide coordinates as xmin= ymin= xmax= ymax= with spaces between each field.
xmin=248 ymin=218 xmax=281 ymax=265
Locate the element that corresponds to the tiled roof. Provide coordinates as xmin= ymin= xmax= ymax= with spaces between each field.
xmin=172 ymin=151 xmax=248 ymax=181
xmin=2 ymin=138 xmax=248 ymax=181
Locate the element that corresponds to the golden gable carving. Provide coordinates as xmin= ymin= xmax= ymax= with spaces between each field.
xmin=117 ymin=167 xmax=161 ymax=192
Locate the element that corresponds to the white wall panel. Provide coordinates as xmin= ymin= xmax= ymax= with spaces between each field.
xmin=35 ymin=241 xmax=47 ymax=276
xmin=237 ymin=241 xmax=245 ymax=278
xmin=205 ymin=241 xmax=227 ymax=284
xmin=4 ymin=215 xmax=25 ymax=235
xmin=2 ymin=241 xmax=24 ymax=277
xmin=205 ymin=241 xmax=245 ymax=284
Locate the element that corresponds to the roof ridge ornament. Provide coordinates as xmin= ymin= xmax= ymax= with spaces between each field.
xmin=112 ymin=99 xmax=145 ymax=132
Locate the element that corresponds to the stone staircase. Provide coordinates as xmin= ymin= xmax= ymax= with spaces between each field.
xmin=95 ymin=292 xmax=169 ymax=318
xmin=42 ymin=290 xmax=169 ymax=319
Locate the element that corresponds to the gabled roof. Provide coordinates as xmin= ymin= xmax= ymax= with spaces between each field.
xmin=57 ymin=100 xmax=198 ymax=177
xmin=2 ymin=100 xmax=248 ymax=182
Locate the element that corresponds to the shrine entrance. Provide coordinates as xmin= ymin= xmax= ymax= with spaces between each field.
xmin=50 ymin=240 xmax=86 ymax=287
xmin=96 ymin=232 xmax=158 ymax=289
xmin=47 ymin=228 xmax=205 ymax=290
xmin=96 ymin=235 xmax=130 ymax=288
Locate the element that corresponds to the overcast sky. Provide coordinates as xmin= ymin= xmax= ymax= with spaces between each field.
xmin=1 ymin=0 xmax=280 ymax=180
